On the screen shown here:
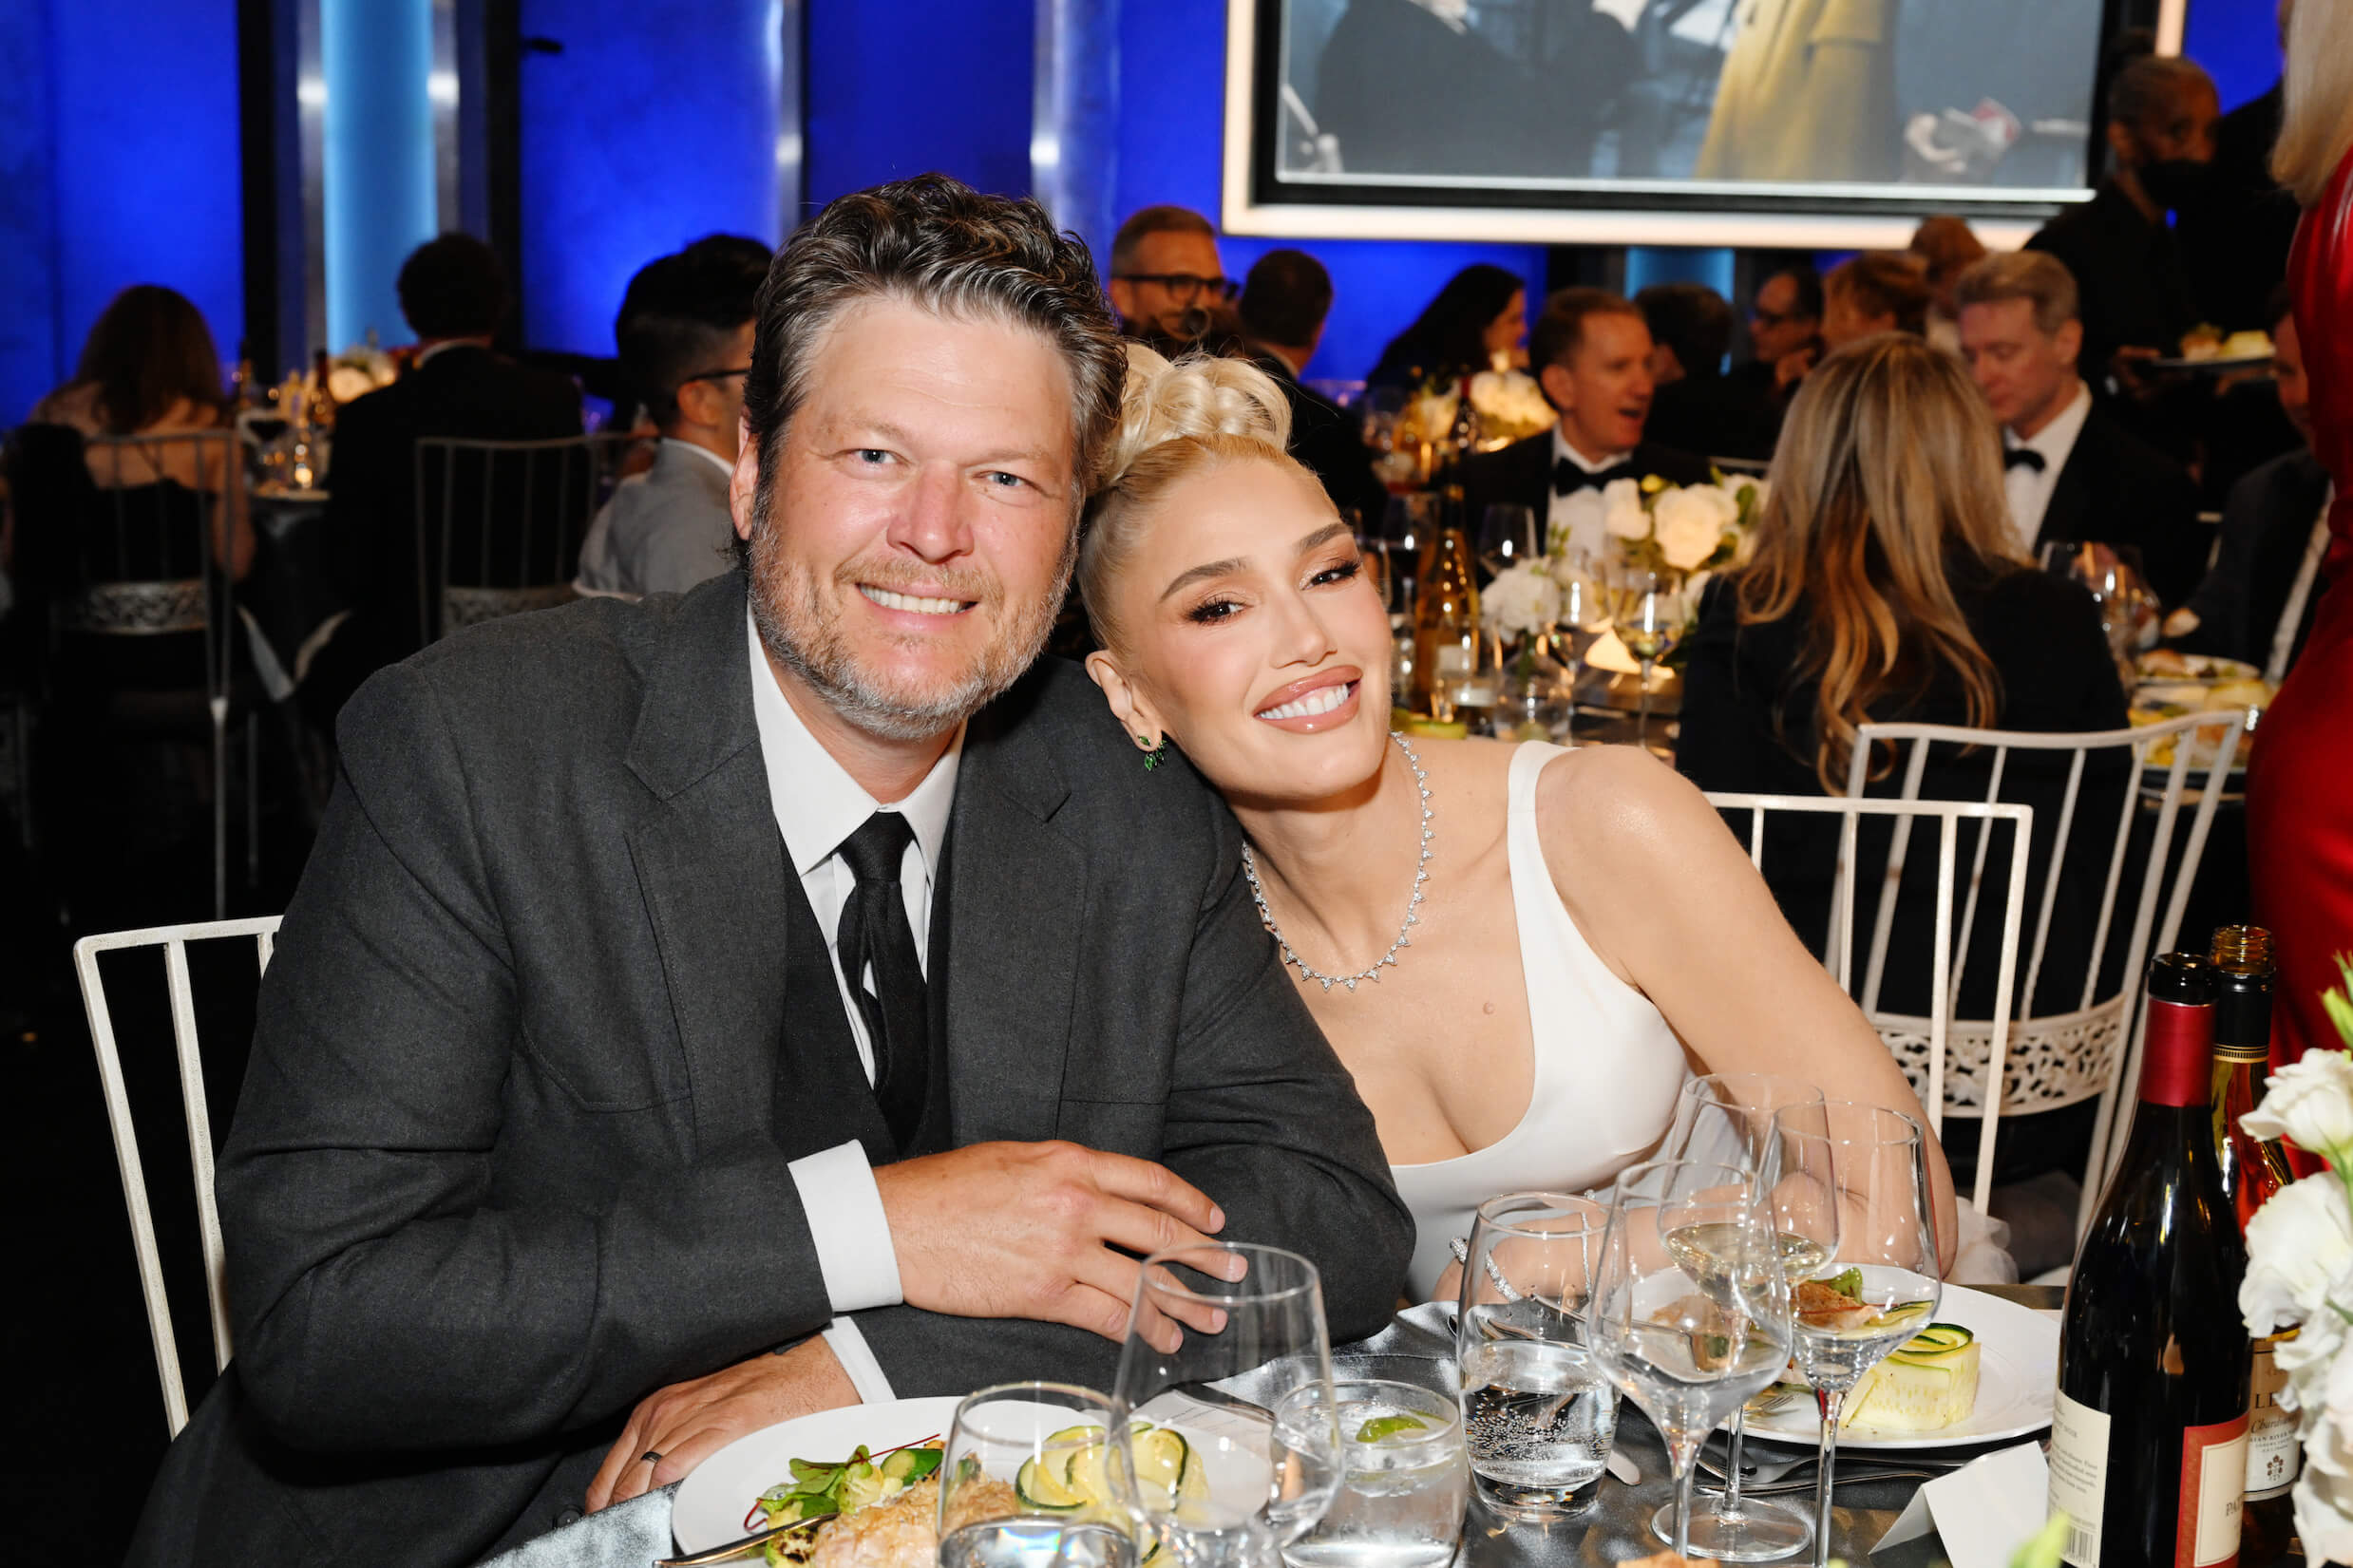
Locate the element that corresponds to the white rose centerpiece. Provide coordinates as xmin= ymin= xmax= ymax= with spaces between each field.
xmin=2237 ymin=954 xmax=2353 ymax=1561
xmin=1550 ymin=472 xmax=1764 ymax=662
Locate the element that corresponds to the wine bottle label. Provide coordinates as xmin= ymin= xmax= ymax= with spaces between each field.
xmin=2050 ymin=1390 xmax=2110 ymax=1567
xmin=2179 ymin=1412 xmax=2249 ymax=1568
xmin=2247 ymin=1339 xmax=2300 ymax=1499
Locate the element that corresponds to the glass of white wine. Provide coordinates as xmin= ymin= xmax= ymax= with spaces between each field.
xmin=1601 ymin=559 xmax=1683 ymax=748
xmin=1592 ymin=1160 xmax=1794 ymax=1559
xmin=1781 ymin=1104 xmax=1943 ymax=1568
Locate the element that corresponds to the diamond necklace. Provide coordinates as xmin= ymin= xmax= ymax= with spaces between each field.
xmin=1242 ymin=730 xmax=1433 ymax=994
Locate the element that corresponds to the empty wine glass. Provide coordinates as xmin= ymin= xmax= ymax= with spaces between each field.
xmin=1480 ymin=504 xmax=1538 ymax=576
xmin=1591 ymin=1160 xmax=1794 ymax=1559
xmin=1453 ymin=1193 xmax=1620 ymax=1521
xmin=1109 ymin=1244 xmax=1341 ymax=1568
xmin=1655 ymin=1077 xmax=1830 ymax=1561
xmin=1601 ymin=559 xmax=1683 ymax=748
xmin=939 ymin=1383 xmax=1138 ymax=1568
xmin=1783 ymin=1105 xmax=1942 ymax=1568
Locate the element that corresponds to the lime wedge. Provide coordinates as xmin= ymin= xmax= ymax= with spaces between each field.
xmin=1355 ymin=1414 xmax=1430 ymax=1444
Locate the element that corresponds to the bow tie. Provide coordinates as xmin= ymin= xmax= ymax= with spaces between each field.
xmin=1553 ymin=457 xmax=1639 ymax=496
xmin=2003 ymin=446 xmax=2047 ymax=473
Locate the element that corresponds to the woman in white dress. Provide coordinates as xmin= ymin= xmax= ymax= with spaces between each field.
xmin=1078 ymin=348 xmax=1956 ymax=1298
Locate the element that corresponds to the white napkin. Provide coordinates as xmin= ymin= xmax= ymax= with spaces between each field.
xmin=1874 ymin=1443 xmax=2050 ymax=1568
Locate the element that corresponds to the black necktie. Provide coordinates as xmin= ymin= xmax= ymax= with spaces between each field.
xmin=2004 ymin=446 xmax=2046 ymax=473
xmin=836 ymin=812 xmax=928 ymax=1147
xmin=1553 ymin=457 xmax=1638 ymax=496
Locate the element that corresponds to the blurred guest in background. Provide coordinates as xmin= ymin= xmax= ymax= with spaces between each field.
xmin=1679 ymin=334 xmax=2126 ymax=1026
xmin=308 ymin=234 xmax=579 ymax=718
xmin=1638 ymin=281 xmax=1776 ymax=462
xmin=1908 ymin=215 xmax=1987 ymax=352
xmin=2029 ymin=53 xmax=2217 ymax=389
xmin=1313 ymin=0 xmax=1588 ymax=179
xmin=1694 ymin=0 xmax=1900 ymax=182
xmin=1107 ymin=206 xmax=1232 ymax=351
xmin=575 ymin=242 xmax=764 ymax=600
xmin=1954 ymin=251 xmax=2206 ymax=606
xmin=2177 ymin=1 xmax=2302 ymax=334
xmin=2173 ymin=292 xmax=2330 ymax=676
xmin=1723 ymin=264 xmax=1824 ymax=425
xmin=1237 ymin=248 xmax=1388 ymax=522
xmin=2248 ymin=0 xmax=2353 ymax=1067
xmin=1458 ymin=288 xmax=1710 ymax=557
xmin=1364 ymin=263 xmax=1526 ymax=390
xmin=1820 ymin=252 xmax=1933 ymax=349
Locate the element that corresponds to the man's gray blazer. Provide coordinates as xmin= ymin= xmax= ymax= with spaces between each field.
xmin=126 ymin=571 xmax=1412 ymax=1566
xmin=574 ymin=439 xmax=738 ymax=599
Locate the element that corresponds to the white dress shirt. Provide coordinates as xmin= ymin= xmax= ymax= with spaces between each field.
xmin=748 ymin=611 xmax=963 ymax=1402
xmin=2002 ymin=382 xmax=2093 ymax=557
xmin=1547 ymin=428 xmax=1635 ymax=555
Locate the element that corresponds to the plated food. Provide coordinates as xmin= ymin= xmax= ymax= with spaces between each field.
xmin=2178 ymin=324 xmax=2274 ymax=363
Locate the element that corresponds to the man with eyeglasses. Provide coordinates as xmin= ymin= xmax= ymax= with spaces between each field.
xmin=1107 ymin=205 xmax=1236 ymax=349
xmin=578 ymin=242 xmax=765 ymax=599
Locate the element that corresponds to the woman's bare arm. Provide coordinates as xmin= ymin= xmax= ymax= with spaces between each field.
xmin=1537 ymin=746 xmax=1961 ymax=1273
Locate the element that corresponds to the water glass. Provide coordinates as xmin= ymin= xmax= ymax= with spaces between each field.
xmin=1281 ymin=1380 xmax=1466 ymax=1568
xmin=1591 ymin=1161 xmax=1794 ymax=1558
xmin=1110 ymin=1244 xmax=1342 ymax=1568
xmin=939 ymin=1383 xmax=1138 ymax=1568
xmin=1453 ymin=1192 xmax=1619 ymax=1521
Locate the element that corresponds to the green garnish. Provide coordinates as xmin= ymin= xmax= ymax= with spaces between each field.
xmin=1826 ymin=1267 xmax=1864 ymax=1300
xmin=1354 ymin=1414 xmax=1430 ymax=1444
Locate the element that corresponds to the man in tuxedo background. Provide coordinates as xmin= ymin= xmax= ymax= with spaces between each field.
xmin=126 ymin=176 xmax=1410 ymax=1568
xmin=1237 ymin=248 xmax=1389 ymax=523
xmin=1107 ymin=205 xmax=1233 ymax=351
xmin=1955 ymin=250 xmax=2207 ymax=608
xmin=1458 ymin=287 xmax=1711 ymax=557
xmin=2175 ymin=293 xmax=2334 ymax=676
xmin=308 ymin=234 xmax=582 ymax=719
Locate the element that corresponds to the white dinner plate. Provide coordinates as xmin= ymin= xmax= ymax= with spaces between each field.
xmin=1742 ymin=1283 xmax=2060 ymax=1451
xmin=671 ymin=1395 xmax=963 ymax=1553
xmin=2148 ymin=353 xmax=2273 ymax=372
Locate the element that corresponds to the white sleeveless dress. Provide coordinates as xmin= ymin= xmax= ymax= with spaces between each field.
xmin=1388 ymin=742 xmax=1691 ymax=1300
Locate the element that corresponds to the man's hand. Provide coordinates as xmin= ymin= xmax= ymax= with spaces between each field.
xmin=587 ymin=1337 xmax=859 ymax=1513
xmin=877 ymin=1141 xmax=1240 ymax=1351
xmin=1773 ymin=345 xmax=1817 ymax=393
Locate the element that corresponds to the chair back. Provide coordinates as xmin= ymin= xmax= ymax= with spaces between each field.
xmin=74 ymin=916 xmax=283 ymax=1437
xmin=1705 ymin=792 xmax=2033 ymax=1213
xmin=56 ymin=430 xmax=243 ymax=705
xmin=413 ymin=435 xmax=611 ymax=644
xmin=1845 ymin=711 xmax=2248 ymax=1230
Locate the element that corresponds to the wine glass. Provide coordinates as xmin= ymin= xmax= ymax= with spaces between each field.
xmin=1591 ymin=1160 xmax=1794 ymax=1559
xmin=1108 ymin=1243 xmax=1341 ymax=1568
xmin=1480 ymin=504 xmax=1538 ymax=576
xmin=1453 ymin=1193 xmax=1620 ymax=1521
xmin=939 ymin=1383 xmax=1138 ymax=1568
xmin=1550 ymin=549 xmax=1608 ymax=743
xmin=1602 ymin=559 xmax=1683 ymax=749
xmin=1655 ymin=1077 xmax=1830 ymax=1561
xmin=1783 ymin=1104 xmax=1943 ymax=1568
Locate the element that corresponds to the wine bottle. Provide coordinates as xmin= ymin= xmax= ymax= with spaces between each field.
xmin=1409 ymin=523 xmax=1479 ymax=723
xmin=2051 ymin=953 xmax=2251 ymax=1568
xmin=2210 ymin=926 xmax=2294 ymax=1568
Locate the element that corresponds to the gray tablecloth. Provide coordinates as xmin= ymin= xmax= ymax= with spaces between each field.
xmin=482 ymin=1298 xmax=2007 ymax=1568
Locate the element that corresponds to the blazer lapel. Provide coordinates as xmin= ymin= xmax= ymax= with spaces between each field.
xmin=2038 ymin=425 xmax=2097 ymax=551
xmin=939 ymin=680 xmax=1083 ymax=1145
xmin=622 ymin=576 xmax=790 ymax=1152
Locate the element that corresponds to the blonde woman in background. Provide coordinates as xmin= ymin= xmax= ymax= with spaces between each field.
xmin=2249 ymin=0 xmax=2353 ymax=1065
xmin=1075 ymin=344 xmax=1956 ymax=1298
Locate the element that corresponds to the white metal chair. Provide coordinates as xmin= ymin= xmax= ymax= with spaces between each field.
xmin=414 ymin=434 xmax=626 ymax=645
xmin=1844 ymin=710 xmax=2249 ymax=1233
xmin=1705 ymin=792 xmax=2034 ymax=1214
xmin=75 ymin=915 xmax=282 ymax=1437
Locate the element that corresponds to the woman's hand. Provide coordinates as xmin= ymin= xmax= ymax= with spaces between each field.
xmin=1535 ymin=746 xmax=1961 ymax=1274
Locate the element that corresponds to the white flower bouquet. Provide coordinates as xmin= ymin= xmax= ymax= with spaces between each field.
xmin=1547 ymin=472 xmax=1765 ymax=663
xmin=2239 ymin=954 xmax=2353 ymax=1560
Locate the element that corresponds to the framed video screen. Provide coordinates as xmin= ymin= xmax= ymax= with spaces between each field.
xmin=1223 ymin=0 xmax=2166 ymax=248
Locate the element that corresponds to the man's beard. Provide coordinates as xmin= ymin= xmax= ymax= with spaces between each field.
xmin=745 ymin=486 xmax=1072 ymax=742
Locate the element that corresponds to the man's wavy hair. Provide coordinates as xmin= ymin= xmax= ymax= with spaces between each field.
xmin=736 ymin=174 xmax=1127 ymax=566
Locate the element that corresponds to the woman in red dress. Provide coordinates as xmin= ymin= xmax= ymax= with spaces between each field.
xmin=2249 ymin=0 xmax=2353 ymax=1064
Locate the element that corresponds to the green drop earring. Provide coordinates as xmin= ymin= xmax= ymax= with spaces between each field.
xmin=1135 ymin=733 xmax=1169 ymax=771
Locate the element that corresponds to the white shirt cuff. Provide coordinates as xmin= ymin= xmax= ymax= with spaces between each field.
xmin=822 ymin=1317 xmax=899 ymax=1405
xmin=787 ymin=1141 xmax=904 ymax=1313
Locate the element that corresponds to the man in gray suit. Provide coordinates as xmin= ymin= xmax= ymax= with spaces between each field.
xmin=577 ymin=243 xmax=765 ymax=598
xmin=127 ymin=176 xmax=1411 ymax=1566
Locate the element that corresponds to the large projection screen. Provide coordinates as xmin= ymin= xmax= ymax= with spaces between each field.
xmin=1224 ymin=0 xmax=2185 ymax=249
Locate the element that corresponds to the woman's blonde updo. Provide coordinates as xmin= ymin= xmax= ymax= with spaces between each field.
xmin=1077 ymin=343 xmax=1320 ymax=647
